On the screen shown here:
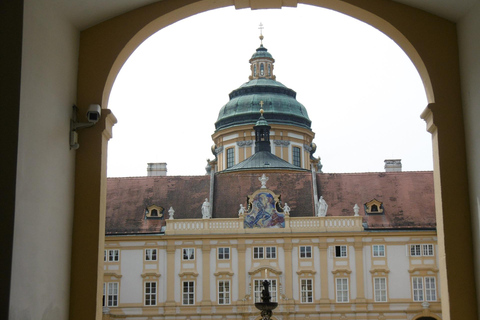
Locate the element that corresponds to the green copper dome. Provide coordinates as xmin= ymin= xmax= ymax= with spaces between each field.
xmin=215 ymin=43 xmax=311 ymax=131
xmin=215 ymin=78 xmax=311 ymax=131
xmin=250 ymin=45 xmax=274 ymax=60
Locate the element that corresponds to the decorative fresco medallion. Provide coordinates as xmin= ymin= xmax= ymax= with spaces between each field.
xmin=244 ymin=189 xmax=285 ymax=229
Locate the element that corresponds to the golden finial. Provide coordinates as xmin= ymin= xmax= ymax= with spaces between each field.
xmin=260 ymin=101 xmax=264 ymax=115
xmin=258 ymin=23 xmax=264 ymax=45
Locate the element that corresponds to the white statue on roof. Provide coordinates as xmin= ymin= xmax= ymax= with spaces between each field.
xmin=238 ymin=204 xmax=246 ymax=217
xmin=202 ymin=198 xmax=211 ymax=219
xmin=283 ymin=202 xmax=291 ymax=216
xmin=353 ymin=204 xmax=360 ymax=216
xmin=317 ymin=196 xmax=328 ymax=217
xmin=168 ymin=207 xmax=175 ymax=220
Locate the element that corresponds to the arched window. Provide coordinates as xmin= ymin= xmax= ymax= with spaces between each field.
xmin=268 ymin=64 xmax=271 ymax=76
xmin=371 ymin=204 xmax=378 ymax=212
xmin=150 ymin=209 xmax=158 ymax=216
xmin=253 ymin=64 xmax=257 ymax=76
xmin=260 ymin=63 xmax=264 ymax=76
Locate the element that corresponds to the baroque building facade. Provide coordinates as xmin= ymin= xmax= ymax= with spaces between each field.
xmin=103 ymin=39 xmax=439 ymax=320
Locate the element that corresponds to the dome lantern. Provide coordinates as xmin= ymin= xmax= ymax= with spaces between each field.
xmin=249 ymin=23 xmax=276 ymax=81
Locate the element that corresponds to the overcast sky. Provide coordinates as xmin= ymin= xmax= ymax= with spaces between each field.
xmin=107 ymin=4 xmax=432 ymax=177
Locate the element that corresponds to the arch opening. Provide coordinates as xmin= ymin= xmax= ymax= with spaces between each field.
xmin=71 ymin=1 xmax=476 ymax=319
xmin=106 ymin=4 xmax=432 ymax=176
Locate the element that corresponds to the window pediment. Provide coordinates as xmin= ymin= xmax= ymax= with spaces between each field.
xmin=296 ymin=269 xmax=316 ymax=276
xmin=104 ymin=272 xmax=122 ymax=279
xmin=141 ymin=272 xmax=161 ymax=278
xmin=332 ymin=268 xmax=352 ymax=275
xmin=248 ymin=265 xmax=282 ymax=276
xmin=369 ymin=268 xmax=390 ymax=275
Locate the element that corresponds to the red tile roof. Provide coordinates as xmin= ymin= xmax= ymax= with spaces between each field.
xmin=317 ymin=172 xmax=435 ymax=229
xmin=106 ymin=171 xmax=435 ymax=234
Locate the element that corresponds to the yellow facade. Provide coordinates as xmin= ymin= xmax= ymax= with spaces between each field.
xmin=212 ymin=124 xmax=316 ymax=171
xmin=103 ymin=216 xmax=441 ymax=319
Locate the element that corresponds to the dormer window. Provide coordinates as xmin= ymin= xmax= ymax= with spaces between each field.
xmin=364 ymin=199 xmax=384 ymax=214
xmin=145 ymin=205 xmax=165 ymax=219
xmin=260 ymin=63 xmax=264 ymax=76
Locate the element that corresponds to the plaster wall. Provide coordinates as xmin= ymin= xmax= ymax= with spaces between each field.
xmin=120 ymin=249 xmax=143 ymax=303
xmin=159 ymin=248 xmax=167 ymax=303
xmin=364 ymin=246 xmax=373 ymax=299
xmin=457 ymin=1 xmax=480 ymax=309
xmin=349 ymin=246 xmax=357 ymax=299
xmin=210 ymin=248 xmax=216 ymax=302
xmin=291 ymin=247 xmax=299 ymax=300
xmin=9 ymin=0 xmax=78 ymax=319
xmin=313 ymin=246 xmax=321 ymax=300
xmin=387 ymin=245 xmax=410 ymax=299
xmin=197 ymin=248 xmax=203 ymax=302
xmin=232 ymin=248 xmax=239 ymax=301
xmin=174 ymin=250 xmax=181 ymax=302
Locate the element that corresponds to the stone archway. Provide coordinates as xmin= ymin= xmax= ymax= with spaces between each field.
xmin=71 ymin=1 xmax=475 ymax=319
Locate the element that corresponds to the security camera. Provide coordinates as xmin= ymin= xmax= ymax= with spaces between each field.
xmin=87 ymin=104 xmax=101 ymax=123
xmin=69 ymin=104 xmax=102 ymax=150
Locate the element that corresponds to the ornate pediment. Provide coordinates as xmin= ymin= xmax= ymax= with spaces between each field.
xmin=244 ymin=188 xmax=285 ymax=228
xmin=243 ymin=175 xmax=287 ymax=229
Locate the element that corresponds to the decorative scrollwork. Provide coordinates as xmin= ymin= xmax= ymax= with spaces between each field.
xmin=273 ymin=140 xmax=290 ymax=146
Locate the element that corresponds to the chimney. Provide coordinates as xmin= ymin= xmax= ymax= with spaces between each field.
xmin=384 ymin=159 xmax=402 ymax=172
xmin=147 ymin=163 xmax=167 ymax=176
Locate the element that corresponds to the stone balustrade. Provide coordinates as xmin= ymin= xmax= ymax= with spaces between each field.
xmin=165 ymin=216 xmax=363 ymax=235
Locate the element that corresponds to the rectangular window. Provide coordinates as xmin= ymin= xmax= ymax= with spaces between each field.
xmin=254 ymin=279 xmax=277 ymax=302
xmin=145 ymin=281 xmax=157 ymax=306
xmin=253 ymin=247 xmax=264 ymax=259
xmin=218 ymin=280 xmax=231 ymax=305
xmin=425 ymin=277 xmax=437 ymax=301
xmin=293 ymin=146 xmax=301 ymax=167
xmin=108 ymin=249 xmax=119 ymax=262
xmin=336 ymin=278 xmax=349 ymax=302
xmin=145 ymin=248 xmax=157 ymax=261
xmin=335 ymin=245 xmax=347 ymax=258
xmin=373 ymin=245 xmax=385 ymax=257
xmin=107 ymin=282 xmax=119 ymax=307
xmin=104 ymin=250 xmax=107 ymax=262
xmin=301 ymin=279 xmax=313 ymax=303
xmin=410 ymin=244 xmax=422 ymax=256
xmin=423 ymin=244 xmax=434 ymax=256
xmin=412 ymin=277 xmax=424 ymax=301
xmin=182 ymin=281 xmax=195 ymax=305
xmin=183 ymin=248 xmax=195 ymax=260
xmin=103 ymin=283 xmax=106 ymax=307
xmin=300 ymin=246 xmax=312 ymax=258
xmin=227 ymin=148 xmax=234 ymax=168
xmin=374 ymin=277 xmax=387 ymax=302
xmin=218 ymin=247 xmax=230 ymax=260
xmin=265 ymin=247 xmax=276 ymax=259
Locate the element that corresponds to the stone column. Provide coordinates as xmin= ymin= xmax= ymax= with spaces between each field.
xmin=318 ymin=239 xmax=330 ymax=310
xmin=69 ymin=110 xmax=116 ymax=320
xmin=354 ymin=237 xmax=366 ymax=310
xmin=283 ymin=240 xmax=294 ymax=314
xmin=165 ymin=242 xmax=176 ymax=313
xmin=201 ymin=244 xmax=211 ymax=306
